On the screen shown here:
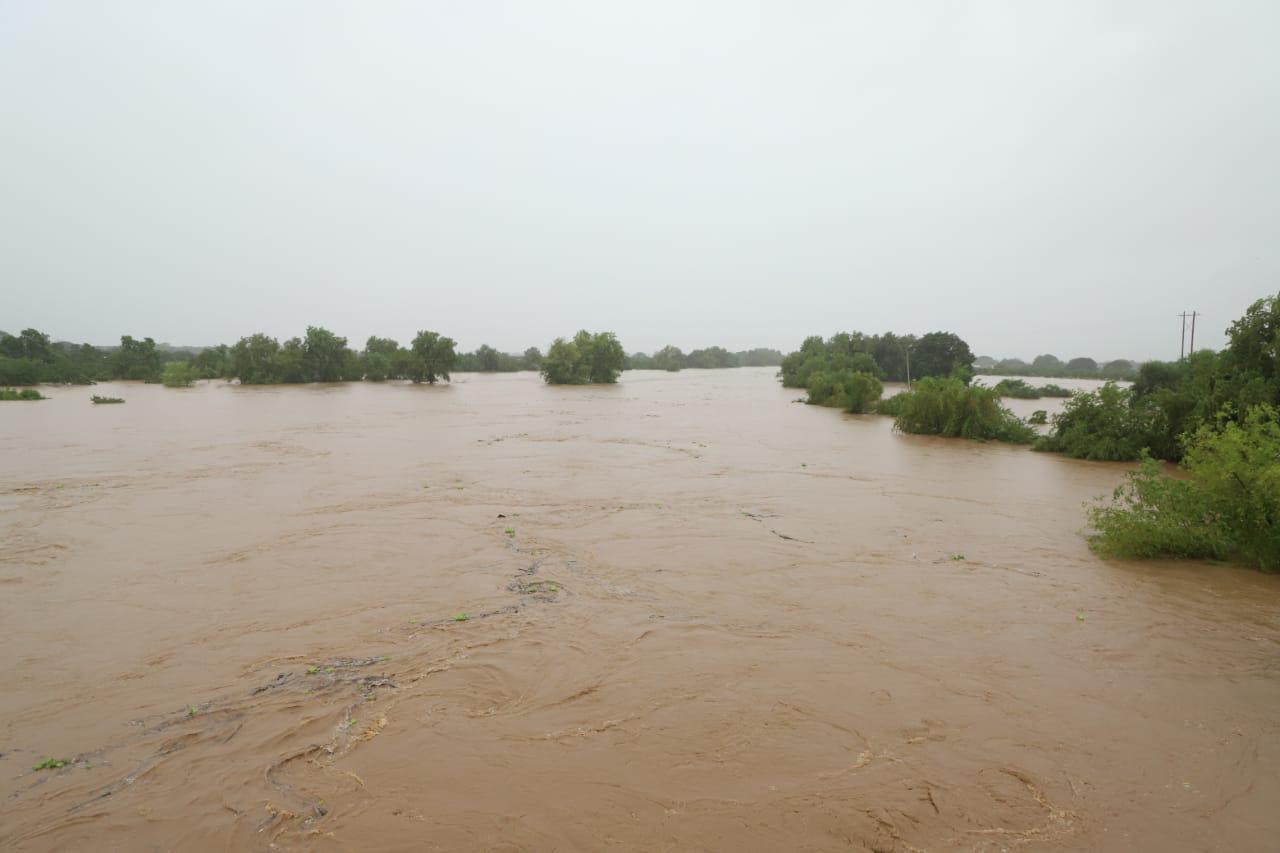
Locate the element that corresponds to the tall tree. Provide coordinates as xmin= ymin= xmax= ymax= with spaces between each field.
xmin=302 ymin=326 xmax=350 ymax=382
xmin=410 ymin=330 xmax=457 ymax=384
xmin=911 ymin=332 xmax=975 ymax=381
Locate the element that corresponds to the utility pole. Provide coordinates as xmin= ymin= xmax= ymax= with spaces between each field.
xmin=1178 ymin=312 xmax=1189 ymax=361
xmin=1189 ymin=311 xmax=1198 ymax=356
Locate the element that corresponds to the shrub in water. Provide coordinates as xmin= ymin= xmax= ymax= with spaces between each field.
xmin=891 ymin=378 xmax=1035 ymax=443
xmin=161 ymin=362 xmax=198 ymax=388
xmin=1034 ymin=382 xmax=1153 ymax=461
xmin=993 ymin=378 xmax=1042 ymax=399
xmin=806 ymin=370 xmax=883 ymax=413
xmin=1028 ymin=409 xmax=1048 ymax=425
xmin=1 ymin=387 xmax=46 ymax=400
xmin=91 ymin=395 xmax=125 ymax=404
xmin=1089 ymin=406 xmax=1280 ymax=571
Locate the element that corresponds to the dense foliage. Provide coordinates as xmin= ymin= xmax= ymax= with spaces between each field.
xmin=1089 ymin=407 xmax=1280 ymax=571
xmin=806 ymin=370 xmax=883 ymax=414
xmin=161 ymin=362 xmax=198 ymax=388
xmin=0 ymin=328 xmax=159 ymax=384
xmin=780 ymin=330 xmax=973 ymax=389
xmin=541 ymin=331 xmax=627 ymax=384
xmin=1039 ymin=294 xmax=1280 ymax=462
xmin=887 ymin=378 xmax=1036 ymax=443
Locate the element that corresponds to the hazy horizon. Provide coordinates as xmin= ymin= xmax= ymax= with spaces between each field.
xmin=3 ymin=2 xmax=1277 ymax=361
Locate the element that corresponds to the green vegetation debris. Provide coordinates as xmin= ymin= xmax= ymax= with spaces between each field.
xmin=32 ymin=758 xmax=69 ymax=771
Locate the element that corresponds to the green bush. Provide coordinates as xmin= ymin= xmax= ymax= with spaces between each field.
xmin=806 ymin=370 xmax=883 ymax=413
xmin=891 ymin=378 xmax=1034 ymax=443
xmin=875 ymin=392 xmax=907 ymax=417
xmin=993 ymin=378 xmax=1042 ymax=398
xmin=1038 ymin=383 xmax=1072 ymax=397
xmin=161 ymin=362 xmax=198 ymax=388
xmin=0 ymin=387 xmax=45 ymax=400
xmin=1028 ymin=409 xmax=1048 ymax=424
xmin=1034 ymin=382 xmax=1153 ymax=461
xmin=1089 ymin=406 xmax=1280 ymax=571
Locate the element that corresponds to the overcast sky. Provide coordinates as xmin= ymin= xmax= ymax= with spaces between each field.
xmin=2 ymin=2 xmax=1276 ymax=360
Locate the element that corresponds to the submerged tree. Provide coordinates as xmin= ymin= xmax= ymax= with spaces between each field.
xmin=302 ymin=326 xmax=351 ymax=382
xmin=230 ymin=333 xmax=281 ymax=384
xmin=409 ymin=330 xmax=457 ymax=384
xmin=541 ymin=331 xmax=625 ymax=384
xmin=651 ymin=345 xmax=685 ymax=372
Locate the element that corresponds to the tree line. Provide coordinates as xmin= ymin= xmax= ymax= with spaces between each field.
xmin=1 ymin=326 xmax=781 ymax=387
xmin=974 ymin=354 xmax=1139 ymax=380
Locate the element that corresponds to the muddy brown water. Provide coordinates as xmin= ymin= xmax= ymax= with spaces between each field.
xmin=1 ymin=369 xmax=1277 ymax=851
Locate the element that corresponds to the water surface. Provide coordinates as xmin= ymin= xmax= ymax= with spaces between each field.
xmin=1 ymin=369 xmax=1276 ymax=850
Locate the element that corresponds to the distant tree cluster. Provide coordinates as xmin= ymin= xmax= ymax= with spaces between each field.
xmin=213 ymin=328 xmax=460 ymax=385
xmin=776 ymin=330 xmax=975 ymax=416
xmin=453 ymin=346 xmax=543 ymax=373
xmin=627 ymin=346 xmax=784 ymax=371
xmin=0 ymin=328 xmax=189 ymax=385
xmin=974 ymin=353 xmax=1138 ymax=380
xmin=541 ymin=331 xmax=626 ymax=384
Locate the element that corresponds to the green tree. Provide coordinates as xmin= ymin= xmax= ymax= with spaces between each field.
xmin=302 ymin=326 xmax=350 ymax=382
xmin=409 ymin=330 xmax=457 ymax=383
xmin=364 ymin=336 xmax=400 ymax=357
xmin=541 ymin=337 xmax=583 ymax=384
xmin=230 ymin=333 xmax=281 ymax=384
xmin=277 ymin=338 xmax=307 ymax=383
xmin=911 ymin=332 xmax=974 ymax=381
xmin=583 ymin=331 xmax=625 ymax=383
xmin=1066 ymin=357 xmax=1098 ymax=374
xmin=521 ymin=347 xmax=543 ymax=370
xmin=111 ymin=336 xmax=162 ymax=381
xmin=651 ymin=345 xmax=685 ymax=371
xmin=161 ymin=362 xmax=198 ymax=388
xmin=1031 ymin=354 xmax=1064 ymax=375
xmin=474 ymin=344 xmax=500 ymax=372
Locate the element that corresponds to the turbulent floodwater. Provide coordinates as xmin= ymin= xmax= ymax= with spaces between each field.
xmin=1 ymin=368 xmax=1277 ymax=851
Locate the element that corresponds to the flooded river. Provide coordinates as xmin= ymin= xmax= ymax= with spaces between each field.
xmin=2 ymin=368 xmax=1277 ymax=851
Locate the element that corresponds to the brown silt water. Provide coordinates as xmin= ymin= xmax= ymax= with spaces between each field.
xmin=2 ymin=369 xmax=1277 ymax=850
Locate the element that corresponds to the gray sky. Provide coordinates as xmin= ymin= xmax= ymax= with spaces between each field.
xmin=2 ymin=1 xmax=1277 ymax=361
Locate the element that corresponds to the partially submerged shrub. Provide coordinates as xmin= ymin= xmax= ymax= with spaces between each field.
xmin=807 ymin=370 xmax=883 ymax=413
xmin=1089 ymin=406 xmax=1280 ymax=571
xmin=161 ymin=362 xmax=198 ymax=388
xmin=1038 ymin=383 xmax=1073 ymax=397
xmin=1035 ymin=382 xmax=1153 ymax=461
xmin=993 ymin=378 xmax=1042 ymax=399
xmin=875 ymin=393 xmax=907 ymax=417
xmin=0 ymin=387 xmax=45 ymax=400
xmin=1028 ymin=409 xmax=1048 ymax=425
xmin=891 ymin=378 xmax=1034 ymax=443
xmin=91 ymin=395 xmax=125 ymax=404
